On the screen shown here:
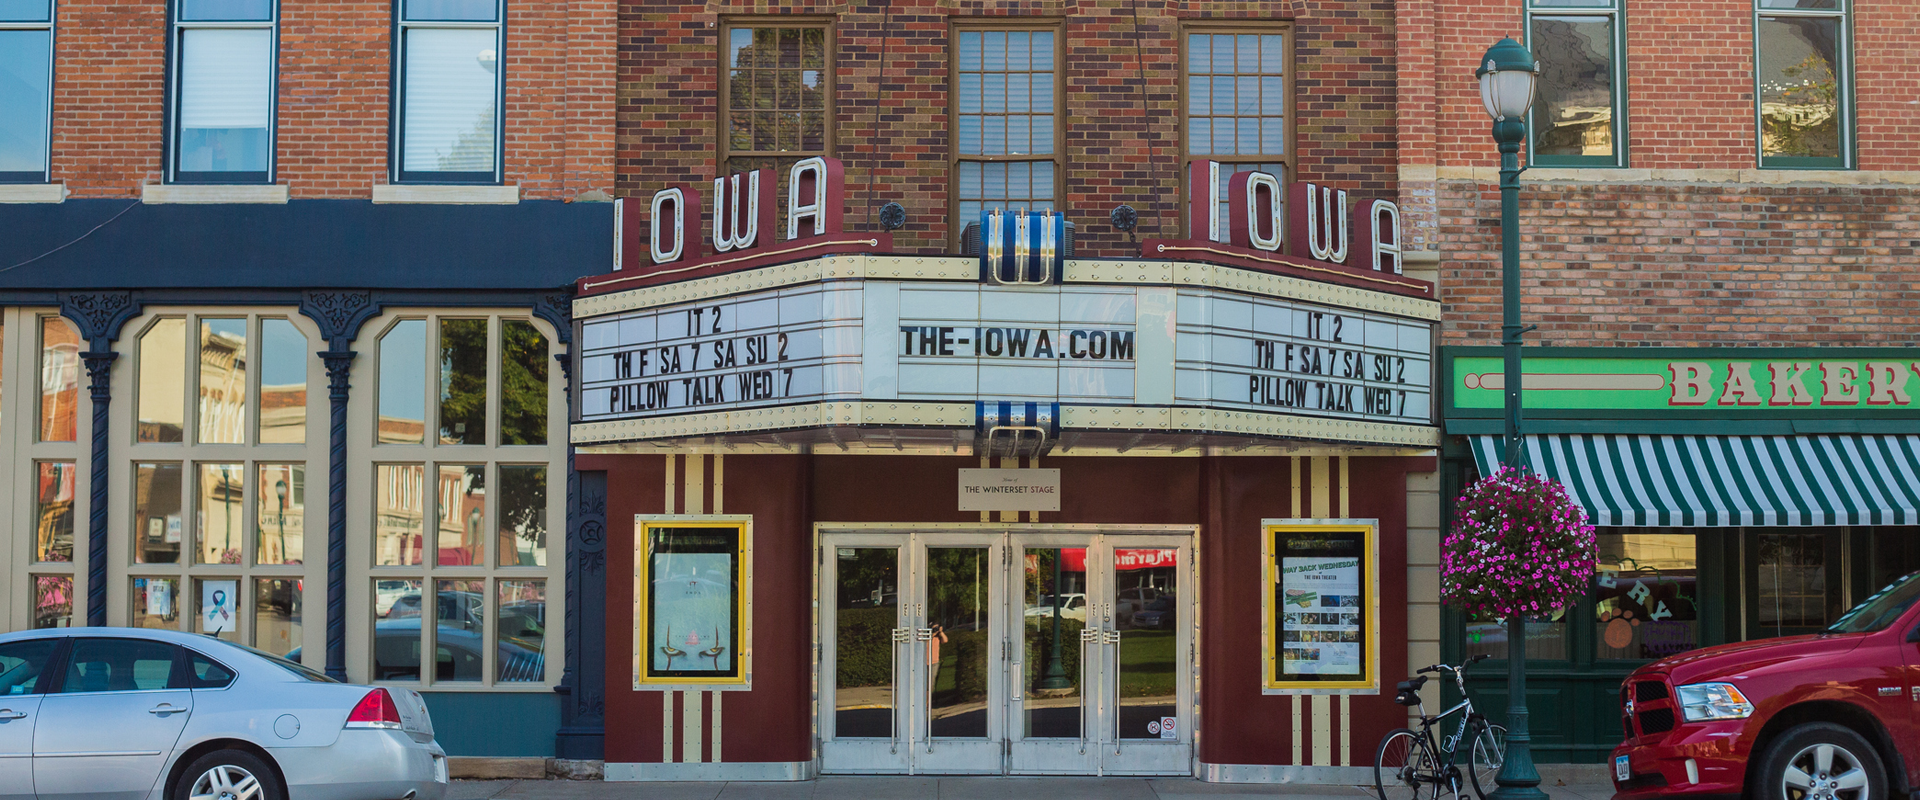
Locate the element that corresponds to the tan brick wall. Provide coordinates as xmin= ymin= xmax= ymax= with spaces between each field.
xmin=47 ymin=0 xmax=614 ymax=200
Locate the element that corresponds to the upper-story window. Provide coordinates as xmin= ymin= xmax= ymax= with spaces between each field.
xmin=720 ymin=20 xmax=831 ymax=190
xmin=952 ymin=23 xmax=1060 ymax=243
xmin=394 ymin=0 xmax=504 ymax=184
xmin=169 ymin=0 xmax=278 ymax=184
xmin=0 ymin=0 xmax=54 ymax=183
xmin=1527 ymin=0 xmax=1624 ymax=167
xmin=1183 ymin=26 xmax=1290 ymax=240
xmin=1755 ymin=0 xmax=1850 ymax=169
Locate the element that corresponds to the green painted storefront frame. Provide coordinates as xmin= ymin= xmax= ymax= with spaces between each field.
xmin=1436 ymin=345 xmax=1916 ymax=762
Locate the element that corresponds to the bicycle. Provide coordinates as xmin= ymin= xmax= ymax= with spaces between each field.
xmin=1374 ymin=654 xmax=1507 ymax=800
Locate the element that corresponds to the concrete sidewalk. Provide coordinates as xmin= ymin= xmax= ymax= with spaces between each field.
xmin=451 ymin=776 xmax=1617 ymax=800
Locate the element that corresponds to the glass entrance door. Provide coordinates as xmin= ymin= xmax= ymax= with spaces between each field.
xmin=819 ymin=528 xmax=1193 ymax=776
xmin=819 ymin=532 xmax=1005 ymax=774
xmin=1008 ymin=533 xmax=1192 ymax=775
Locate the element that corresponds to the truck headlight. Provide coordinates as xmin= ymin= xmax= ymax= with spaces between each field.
xmin=1675 ymin=682 xmax=1754 ymax=722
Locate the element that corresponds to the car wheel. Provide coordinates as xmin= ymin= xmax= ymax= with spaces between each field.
xmin=174 ymin=749 xmax=285 ymax=800
xmin=1756 ymin=723 xmax=1884 ymax=800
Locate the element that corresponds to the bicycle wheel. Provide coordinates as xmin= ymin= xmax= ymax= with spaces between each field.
xmin=1376 ymin=728 xmax=1436 ymax=800
xmin=1467 ymin=722 xmax=1507 ymax=800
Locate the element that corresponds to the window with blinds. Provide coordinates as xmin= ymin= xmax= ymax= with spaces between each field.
xmin=951 ymin=24 xmax=1060 ymax=242
xmin=395 ymin=0 xmax=503 ymax=184
xmin=1183 ymin=27 xmax=1291 ymax=240
xmin=169 ymin=0 xmax=275 ymax=183
xmin=0 ymin=0 xmax=54 ymax=182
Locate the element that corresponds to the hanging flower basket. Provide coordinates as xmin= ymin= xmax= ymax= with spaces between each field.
xmin=1441 ymin=466 xmax=1597 ymax=618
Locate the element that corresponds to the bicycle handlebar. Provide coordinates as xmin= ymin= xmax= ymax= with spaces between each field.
xmin=1417 ymin=654 xmax=1490 ymax=676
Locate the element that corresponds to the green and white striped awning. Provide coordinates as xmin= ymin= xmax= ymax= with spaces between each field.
xmin=1468 ymin=434 xmax=1920 ymax=527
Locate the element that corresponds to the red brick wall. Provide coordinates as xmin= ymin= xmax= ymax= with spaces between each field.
xmin=53 ymin=0 xmax=166 ymax=196
xmin=1439 ymin=182 xmax=1920 ymax=346
xmin=47 ymin=0 xmax=615 ymax=200
xmin=1416 ymin=0 xmax=1920 ymax=346
xmin=616 ymin=0 xmax=1401 ymax=258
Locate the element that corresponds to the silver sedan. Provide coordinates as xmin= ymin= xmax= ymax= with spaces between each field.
xmin=0 ymin=627 xmax=448 ymax=800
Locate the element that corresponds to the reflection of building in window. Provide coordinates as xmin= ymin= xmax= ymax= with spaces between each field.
xmin=1756 ymin=10 xmax=1845 ymax=163
xmin=38 ymin=316 xmax=81 ymax=442
xmin=1594 ymin=532 xmax=1698 ymax=660
xmin=197 ymin=321 xmax=248 ymax=445
xmin=34 ymin=461 xmax=76 ymax=563
xmin=1528 ymin=9 xmax=1618 ymax=160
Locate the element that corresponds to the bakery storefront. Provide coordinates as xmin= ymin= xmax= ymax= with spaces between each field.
xmin=572 ymin=159 xmax=1441 ymax=780
xmin=1440 ymin=347 xmax=1920 ymax=762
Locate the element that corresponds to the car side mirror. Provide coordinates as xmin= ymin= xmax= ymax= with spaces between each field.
xmin=1907 ymin=625 xmax=1920 ymax=643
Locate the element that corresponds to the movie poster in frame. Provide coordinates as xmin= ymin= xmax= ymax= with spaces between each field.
xmin=634 ymin=515 xmax=753 ymax=689
xmin=1262 ymin=519 xmax=1380 ymax=693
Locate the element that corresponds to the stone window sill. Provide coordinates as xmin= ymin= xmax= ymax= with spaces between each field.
xmin=143 ymin=184 xmax=290 ymax=204
xmin=0 ymin=182 xmax=68 ymax=203
xmin=372 ymin=184 xmax=520 ymax=204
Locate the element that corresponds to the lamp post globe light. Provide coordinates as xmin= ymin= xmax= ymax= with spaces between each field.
xmin=1476 ymin=37 xmax=1547 ymax=800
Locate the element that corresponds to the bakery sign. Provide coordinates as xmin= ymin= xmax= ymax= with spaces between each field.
xmin=1452 ymin=352 xmax=1920 ymax=411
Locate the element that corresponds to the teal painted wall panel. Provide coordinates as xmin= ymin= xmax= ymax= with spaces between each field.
xmin=420 ymin=691 xmax=560 ymax=757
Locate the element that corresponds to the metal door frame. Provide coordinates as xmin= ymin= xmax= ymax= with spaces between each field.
xmin=815 ymin=523 xmax=1198 ymax=777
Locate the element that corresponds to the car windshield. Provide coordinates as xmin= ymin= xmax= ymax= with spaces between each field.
xmin=1828 ymin=572 xmax=1920 ymax=634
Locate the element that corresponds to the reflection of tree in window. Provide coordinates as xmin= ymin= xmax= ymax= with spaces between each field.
xmin=500 ymin=320 xmax=547 ymax=446
xmin=1530 ymin=16 xmax=1614 ymax=157
xmin=1758 ymin=17 xmax=1840 ymax=159
xmin=438 ymin=319 xmax=487 ymax=445
xmin=496 ymin=465 xmax=546 ymax=566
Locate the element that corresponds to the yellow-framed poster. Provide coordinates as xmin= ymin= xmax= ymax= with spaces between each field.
xmin=1261 ymin=519 xmax=1379 ymax=694
xmin=634 ymin=515 xmax=753 ymax=690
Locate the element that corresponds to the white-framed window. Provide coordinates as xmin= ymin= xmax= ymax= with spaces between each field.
xmin=1 ymin=309 xmax=87 ymax=631
xmin=0 ymin=0 xmax=55 ymax=182
xmin=356 ymin=311 xmax=562 ymax=688
xmin=951 ymin=22 xmax=1061 ymax=244
xmin=1754 ymin=0 xmax=1850 ymax=169
xmin=393 ymin=0 xmax=504 ymax=184
xmin=121 ymin=310 xmax=321 ymax=658
xmin=1526 ymin=0 xmax=1626 ymax=167
xmin=168 ymin=0 xmax=278 ymax=183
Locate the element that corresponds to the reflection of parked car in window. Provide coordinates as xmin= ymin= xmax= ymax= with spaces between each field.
xmin=1116 ymin=587 xmax=1160 ymax=624
xmin=1131 ymin=596 xmax=1174 ymax=629
xmin=289 ymin=617 xmax=544 ymax=682
xmin=1024 ymin=593 xmax=1087 ymax=622
xmin=384 ymin=591 xmax=485 ymax=630
xmin=375 ymin=580 xmax=413 ymax=617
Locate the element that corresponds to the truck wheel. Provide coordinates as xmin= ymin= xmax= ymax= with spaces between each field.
xmin=1756 ymin=722 xmax=1884 ymax=800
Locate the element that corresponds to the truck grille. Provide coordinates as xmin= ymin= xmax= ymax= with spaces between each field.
xmin=1638 ymin=708 xmax=1676 ymax=734
xmin=1635 ymin=681 xmax=1669 ymax=702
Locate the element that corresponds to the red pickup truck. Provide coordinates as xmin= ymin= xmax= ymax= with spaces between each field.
xmin=1611 ymin=572 xmax=1920 ymax=800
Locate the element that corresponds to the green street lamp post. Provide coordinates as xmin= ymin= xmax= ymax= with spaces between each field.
xmin=1477 ymin=37 xmax=1546 ymax=800
xmin=1039 ymin=552 xmax=1070 ymax=690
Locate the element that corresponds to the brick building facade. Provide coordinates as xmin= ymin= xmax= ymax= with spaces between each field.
xmin=0 ymin=0 xmax=616 ymax=760
xmin=1414 ymin=0 xmax=1920 ymax=766
xmin=587 ymin=0 xmax=1446 ymax=782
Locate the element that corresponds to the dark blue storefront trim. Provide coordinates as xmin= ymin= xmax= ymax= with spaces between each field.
xmin=5 ymin=199 xmax=609 ymax=757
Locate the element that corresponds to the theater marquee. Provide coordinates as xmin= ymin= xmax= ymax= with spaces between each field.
xmin=570 ymin=157 xmax=1441 ymax=450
